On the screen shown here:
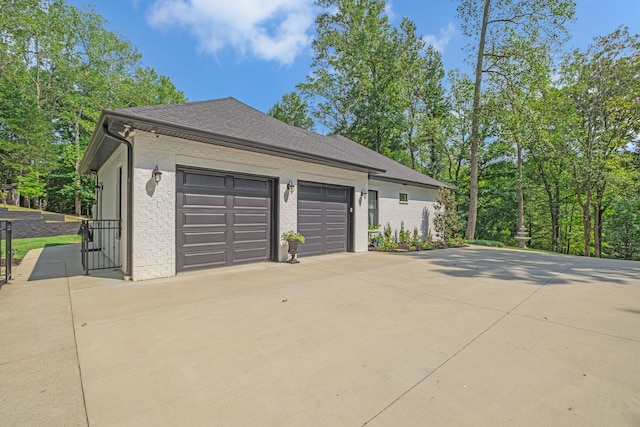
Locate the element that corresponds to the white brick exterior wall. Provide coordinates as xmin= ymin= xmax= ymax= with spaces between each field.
xmin=369 ymin=179 xmax=440 ymax=241
xmin=125 ymin=131 xmax=369 ymax=281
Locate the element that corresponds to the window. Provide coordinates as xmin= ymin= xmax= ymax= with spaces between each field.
xmin=368 ymin=190 xmax=378 ymax=226
xmin=399 ymin=192 xmax=408 ymax=204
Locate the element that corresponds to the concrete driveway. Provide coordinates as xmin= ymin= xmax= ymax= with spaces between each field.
xmin=1 ymin=245 xmax=639 ymax=426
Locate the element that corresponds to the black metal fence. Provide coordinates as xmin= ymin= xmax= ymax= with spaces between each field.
xmin=1 ymin=220 xmax=12 ymax=284
xmin=81 ymin=219 xmax=122 ymax=275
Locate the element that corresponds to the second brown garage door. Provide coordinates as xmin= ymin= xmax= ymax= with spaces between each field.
xmin=297 ymin=182 xmax=351 ymax=257
xmin=176 ymin=168 xmax=274 ymax=271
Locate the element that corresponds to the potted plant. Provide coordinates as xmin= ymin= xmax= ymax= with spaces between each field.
xmin=282 ymin=231 xmax=305 ymax=264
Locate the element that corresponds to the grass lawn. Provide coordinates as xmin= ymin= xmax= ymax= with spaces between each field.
xmin=1 ymin=234 xmax=81 ymax=261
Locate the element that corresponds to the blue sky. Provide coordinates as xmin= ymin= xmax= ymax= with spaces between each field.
xmin=66 ymin=0 xmax=640 ymax=113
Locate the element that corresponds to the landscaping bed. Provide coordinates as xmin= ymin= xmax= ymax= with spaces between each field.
xmin=368 ymin=222 xmax=466 ymax=253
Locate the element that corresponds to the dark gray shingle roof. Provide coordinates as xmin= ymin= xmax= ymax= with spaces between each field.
xmin=101 ymin=97 xmax=450 ymax=189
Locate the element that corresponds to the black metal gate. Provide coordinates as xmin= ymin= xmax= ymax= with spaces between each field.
xmin=1 ymin=220 xmax=12 ymax=284
xmin=81 ymin=219 xmax=122 ymax=275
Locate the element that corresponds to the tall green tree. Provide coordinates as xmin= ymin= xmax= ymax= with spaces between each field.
xmin=397 ymin=19 xmax=449 ymax=178
xmin=456 ymin=0 xmax=575 ymax=240
xmin=0 ymin=0 xmax=186 ymax=213
xmin=300 ymin=0 xmax=404 ymax=154
xmin=525 ymin=86 xmax=574 ymax=253
xmin=299 ymin=0 xmax=449 ymax=178
xmin=561 ymin=27 xmax=640 ymax=257
xmin=443 ymin=69 xmax=474 ymax=187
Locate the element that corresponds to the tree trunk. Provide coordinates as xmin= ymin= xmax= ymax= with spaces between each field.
xmin=516 ymin=141 xmax=524 ymax=230
xmin=566 ymin=200 xmax=575 ymax=254
xmin=593 ymin=203 xmax=602 ymax=258
xmin=45 ymin=174 xmax=50 ymax=210
xmin=465 ymin=0 xmax=491 ymax=241
xmin=579 ymin=181 xmax=592 ymax=257
xmin=74 ymin=116 xmax=82 ymax=215
xmin=552 ymin=184 xmax=560 ymax=252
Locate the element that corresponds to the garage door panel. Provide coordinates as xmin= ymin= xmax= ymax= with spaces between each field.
xmin=181 ymin=212 xmax=227 ymax=227
xmin=297 ymin=183 xmax=349 ymax=257
xmin=298 ymin=200 xmax=321 ymax=209
xmin=177 ymin=169 xmax=272 ymax=272
xmin=180 ymin=250 xmax=227 ymax=270
xmin=326 ymin=201 xmax=347 ymax=211
xmin=298 ymin=225 xmax=323 ymax=237
xmin=326 ymin=188 xmax=349 ymax=199
xmin=298 ymin=216 xmax=322 ymax=226
xmin=182 ymin=193 xmax=226 ymax=208
xmin=325 ymin=226 xmax=347 ymax=237
xmin=233 ymin=229 xmax=269 ymax=243
xmin=326 ymin=214 xmax=347 ymax=224
xmin=182 ymin=172 xmax=226 ymax=189
xmin=299 ymin=185 xmax=323 ymax=198
xmin=233 ymin=177 xmax=270 ymax=193
xmin=182 ymin=231 xmax=226 ymax=247
xmin=325 ymin=241 xmax=346 ymax=252
xmin=233 ymin=212 xmax=269 ymax=225
xmin=233 ymin=196 xmax=270 ymax=208
xmin=232 ymin=247 xmax=269 ymax=263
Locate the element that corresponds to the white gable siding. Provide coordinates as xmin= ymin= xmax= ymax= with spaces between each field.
xmin=368 ymin=179 xmax=439 ymax=241
xmin=128 ymin=131 xmax=369 ymax=281
xmin=95 ymin=144 xmax=129 ymax=276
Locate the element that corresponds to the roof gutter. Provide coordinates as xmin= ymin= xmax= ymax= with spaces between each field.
xmin=103 ymin=122 xmax=133 ymax=280
xmin=369 ymin=175 xmax=456 ymax=190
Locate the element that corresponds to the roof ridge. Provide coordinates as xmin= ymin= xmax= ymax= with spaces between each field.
xmin=111 ymin=97 xmax=236 ymax=114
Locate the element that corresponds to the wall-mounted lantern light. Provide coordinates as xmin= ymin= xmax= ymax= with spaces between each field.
xmin=287 ymin=180 xmax=295 ymax=192
xmin=118 ymin=124 xmax=136 ymax=138
xmin=361 ymin=189 xmax=368 ymax=198
xmin=152 ymin=165 xmax=162 ymax=183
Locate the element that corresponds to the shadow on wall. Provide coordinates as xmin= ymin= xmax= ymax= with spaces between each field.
xmin=421 ymin=207 xmax=431 ymax=239
xmin=146 ymin=178 xmax=157 ymax=196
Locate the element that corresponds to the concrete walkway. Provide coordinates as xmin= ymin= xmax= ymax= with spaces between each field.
xmin=1 ymin=244 xmax=639 ymax=426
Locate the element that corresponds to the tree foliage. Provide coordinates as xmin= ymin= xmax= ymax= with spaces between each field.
xmin=268 ymin=92 xmax=314 ymax=130
xmin=456 ymin=0 xmax=575 ymax=240
xmin=0 ymin=0 xmax=186 ymax=214
xmin=434 ymin=187 xmax=462 ymax=242
xmin=299 ymin=0 xmax=448 ymax=171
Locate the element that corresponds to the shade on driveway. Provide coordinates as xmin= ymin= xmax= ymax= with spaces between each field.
xmin=1 ymin=245 xmax=639 ymax=426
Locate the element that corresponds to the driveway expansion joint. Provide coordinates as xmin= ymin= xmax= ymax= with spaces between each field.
xmin=362 ymin=260 xmax=580 ymax=426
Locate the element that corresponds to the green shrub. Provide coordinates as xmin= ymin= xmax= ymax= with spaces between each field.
xmin=398 ymin=221 xmax=411 ymax=244
xmin=411 ymin=227 xmax=421 ymax=246
xmin=446 ymin=237 xmax=465 ymax=247
xmin=434 ymin=187 xmax=462 ymax=241
xmin=378 ymin=240 xmax=398 ymax=251
xmin=282 ymin=231 xmax=305 ymax=243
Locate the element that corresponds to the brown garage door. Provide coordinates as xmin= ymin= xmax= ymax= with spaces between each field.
xmin=297 ymin=182 xmax=350 ymax=257
xmin=176 ymin=169 xmax=273 ymax=271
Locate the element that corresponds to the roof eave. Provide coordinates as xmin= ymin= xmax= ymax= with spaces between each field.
xmin=369 ymin=175 xmax=455 ymax=190
xmin=95 ymin=110 xmax=386 ymax=175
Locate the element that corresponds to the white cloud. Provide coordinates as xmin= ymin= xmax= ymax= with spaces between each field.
xmin=384 ymin=1 xmax=395 ymax=20
xmin=423 ymin=22 xmax=456 ymax=53
xmin=147 ymin=0 xmax=315 ymax=65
